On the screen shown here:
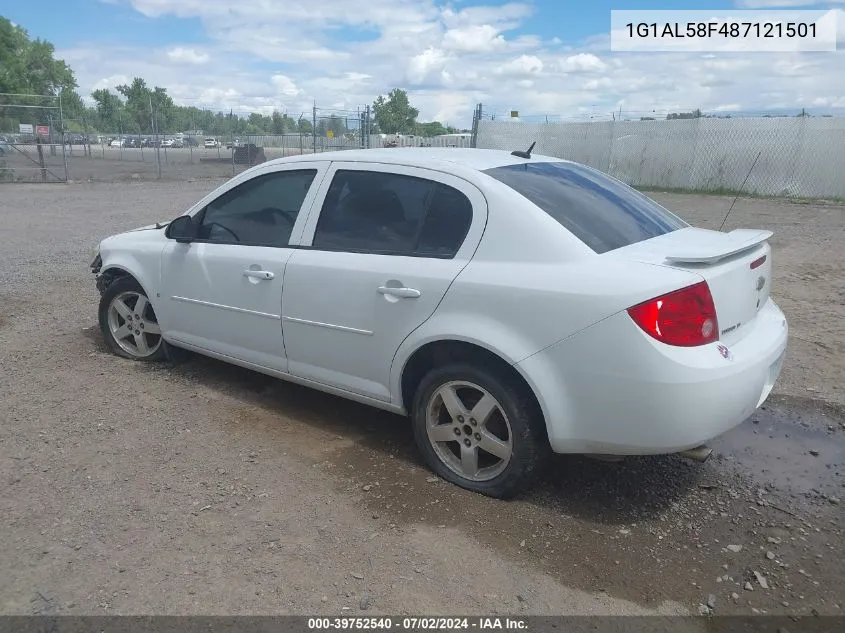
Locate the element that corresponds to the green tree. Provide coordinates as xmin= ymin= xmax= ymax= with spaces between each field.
xmin=414 ymin=121 xmax=452 ymax=137
xmin=316 ymin=114 xmax=346 ymax=137
xmin=271 ymin=110 xmax=287 ymax=134
xmin=246 ymin=112 xmax=269 ymax=134
xmin=60 ymin=90 xmax=85 ymax=117
xmin=91 ymin=89 xmax=124 ymax=131
xmin=115 ymin=77 xmax=152 ymax=132
xmin=112 ymin=77 xmax=177 ymax=132
xmin=151 ymin=85 xmax=174 ymax=129
xmin=0 ymin=17 xmax=78 ymax=129
xmin=372 ymin=88 xmax=419 ymax=134
xmin=0 ymin=17 xmax=76 ymax=96
xmin=666 ymin=109 xmax=702 ymax=120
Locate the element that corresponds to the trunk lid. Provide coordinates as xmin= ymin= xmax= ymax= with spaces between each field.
xmin=611 ymin=227 xmax=773 ymax=345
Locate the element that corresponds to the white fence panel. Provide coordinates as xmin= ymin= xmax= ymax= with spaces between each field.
xmin=477 ymin=117 xmax=845 ymax=198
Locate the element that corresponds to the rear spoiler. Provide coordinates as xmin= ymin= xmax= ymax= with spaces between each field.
xmin=664 ymin=229 xmax=772 ymax=265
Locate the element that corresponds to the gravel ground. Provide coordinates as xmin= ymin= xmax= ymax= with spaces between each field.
xmin=0 ymin=181 xmax=842 ymax=617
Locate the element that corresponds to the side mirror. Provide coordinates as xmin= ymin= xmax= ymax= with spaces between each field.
xmin=165 ymin=215 xmax=197 ymax=243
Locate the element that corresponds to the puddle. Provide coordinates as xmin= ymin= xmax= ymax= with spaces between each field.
xmin=711 ymin=394 xmax=845 ymax=500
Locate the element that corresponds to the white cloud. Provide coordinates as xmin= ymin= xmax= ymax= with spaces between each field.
xmin=495 ymin=55 xmax=544 ymax=76
xmin=556 ymin=53 xmax=608 ymax=73
xmin=442 ymin=25 xmax=507 ymax=53
xmin=441 ymin=3 xmax=534 ymax=28
xmin=53 ymin=0 xmax=845 ymax=127
xmin=91 ymin=74 xmax=131 ymax=91
xmin=407 ymin=48 xmax=450 ymax=84
xmin=812 ymin=95 xmax=845 ymax=107
xmin=584 ymin=77 xmax=614 ymax=91
xmin=271 ymin=74 xmax=300 ymax=97
xmin=166 ymin=47 xmax=209 ymax=64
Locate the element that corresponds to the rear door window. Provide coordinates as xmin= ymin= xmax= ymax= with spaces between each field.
xmin=312 ymin=170 xmax=473 ymax=257
xmin=483 ymin=162 xmax=687 ymax=254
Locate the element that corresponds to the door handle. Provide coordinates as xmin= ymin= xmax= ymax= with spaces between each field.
xmin=244 ymin=269 xmax=274 ymax=280
xmin=377 ymin=286 xmax=421 ymax=298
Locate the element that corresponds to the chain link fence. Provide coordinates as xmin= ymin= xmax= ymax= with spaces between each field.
xmin=0 ymin=93 xmax=69 ymax=183
xmin=475 ymin=110 xmax=845 ymax=199
xmin=1 ymin=96 xmax=480 ymax=184
xmin=51 ymin=106 xmax=373 ymax=183
xmin=1 ymin=102 xmax=381 ymax=183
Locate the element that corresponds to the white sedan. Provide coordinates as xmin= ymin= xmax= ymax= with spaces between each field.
xmin=90 ymin=148 xmax=788 ymax=498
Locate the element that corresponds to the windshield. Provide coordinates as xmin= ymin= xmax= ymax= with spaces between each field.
xmin=483 ymin=161 xmax=688 ymax=254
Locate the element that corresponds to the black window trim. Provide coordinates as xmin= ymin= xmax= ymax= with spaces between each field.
xmin=306 ymin=168 xmax=474 ymax=260
xmin=189 ymin=168 xmax=319 ymax=248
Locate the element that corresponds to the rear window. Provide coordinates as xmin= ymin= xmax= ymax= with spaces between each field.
xmin=483 ymin=162 xmax=687 ymax=254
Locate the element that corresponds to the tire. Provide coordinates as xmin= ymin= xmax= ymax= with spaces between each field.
xmin=98 ymin=277 xmax=167 ymax=362
xmin=411 ymin=363 xmax=550 ymax=499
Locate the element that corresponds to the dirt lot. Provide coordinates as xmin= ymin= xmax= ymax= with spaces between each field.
xmin=0 ymin=180 xmax=842 ymax=617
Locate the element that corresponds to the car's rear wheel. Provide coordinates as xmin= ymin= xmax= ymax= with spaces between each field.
xmin=411 ymin=363 xmax=549 ymax=499
xmin=98 ymin=277 xmax=166 ymax=361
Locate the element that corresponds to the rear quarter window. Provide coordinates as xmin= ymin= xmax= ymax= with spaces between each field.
xmin=483 ymin=162 xmax=687 ymax=254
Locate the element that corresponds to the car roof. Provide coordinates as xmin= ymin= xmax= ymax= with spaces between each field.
xmin=262 ymin=148 xmax=568 ymax=173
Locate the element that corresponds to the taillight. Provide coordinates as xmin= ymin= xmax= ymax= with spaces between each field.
xmin=627 ymin=281 xmax=719 ymax=347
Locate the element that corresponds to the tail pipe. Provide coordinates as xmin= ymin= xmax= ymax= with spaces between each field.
xmin=676 ymin=445 xmax=713 ymax=463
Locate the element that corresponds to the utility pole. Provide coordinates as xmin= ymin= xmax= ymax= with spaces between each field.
xmin=312 ymin=102 xmax=317 ymax=154
xmin=365 ymin=105 xmax=371 ymax=148
xmin=58 ymin=91 xmax=69 ymax=181
xmin=150 ymin=95 xmax=161 ymax=180
xmin=470 ymin=103 xmax=482 ymax=148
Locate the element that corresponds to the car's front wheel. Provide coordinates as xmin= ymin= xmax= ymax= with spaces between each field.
xmin=411 ymin=363 xmax=549 ymax=499
xmin=98 ymin=277 xmax=167 ymax=361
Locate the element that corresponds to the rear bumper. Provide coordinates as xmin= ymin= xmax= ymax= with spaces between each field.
xmin=517 ymin=298 xmax=788 ymax=455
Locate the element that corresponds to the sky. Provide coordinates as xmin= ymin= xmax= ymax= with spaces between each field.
xmin=1 ymin=0 xmax=844 ymax=127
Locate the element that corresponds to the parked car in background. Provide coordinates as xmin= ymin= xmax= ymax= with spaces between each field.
xmin=90 ymin=148 xmax=788 ymax=498
xmin=204 ymin=137 xmax=220 ymax=148
xmin=161 ymin=139 xmax=175 ymax=148
xmin=183 ymin=137 xmax=199 ymax=147
xmin=109 ymin=138 xmax=125 ymax=147
xmin=226 ymin=138 xmax=242 ymax=149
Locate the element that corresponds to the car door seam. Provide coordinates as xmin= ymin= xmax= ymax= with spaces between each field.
xmin=280 ymin=163 xmax=333 ymax=359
